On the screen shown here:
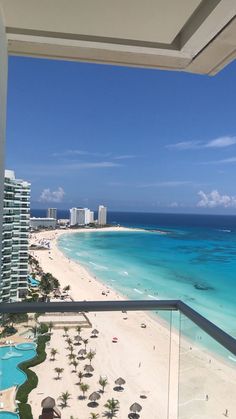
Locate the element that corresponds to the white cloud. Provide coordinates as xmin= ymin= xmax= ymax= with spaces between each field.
xmin=113 ymin=154 xmax=136 ymax=160
xmin=39 ymin=187 xmax=65 ymax=203
xmin=139 ymin=181 xmax=192 ymax=188
xmin=73 ymin=161 xmax=121 ymax=169
xmin=197 ymin=190 xmax=236 ymax=208
xmin=205 ymin=137 xmax=236 ymax=148
xmin=200 ymin=156 xmax=236 ymax=165
xmin=53 ymin=150 xmax=111 ymax=158
xmin=167 ymin=136 xmax=236 ymax=150
xmin=167 ymin=141 xmax=201 ymax=150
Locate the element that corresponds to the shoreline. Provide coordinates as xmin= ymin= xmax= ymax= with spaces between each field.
xmin=29 ymin=228 xmax=236 ymax=419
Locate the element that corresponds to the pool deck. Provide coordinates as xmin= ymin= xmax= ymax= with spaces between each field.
xmin=0 ymin=386 xmax=17 ymax=414
xmin=0 ymin=335 xmax=33 ymax=347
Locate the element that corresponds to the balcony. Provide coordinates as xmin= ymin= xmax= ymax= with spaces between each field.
xmin=0 ymin=300 xmax=235 ymax=419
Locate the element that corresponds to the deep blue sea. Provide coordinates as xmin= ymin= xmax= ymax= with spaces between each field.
xmin=32 ymin=210 xmax=236 ymax=342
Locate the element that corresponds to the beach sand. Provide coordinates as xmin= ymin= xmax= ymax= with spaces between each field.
xmin=30 ymin=228 xmax=236 ymax=419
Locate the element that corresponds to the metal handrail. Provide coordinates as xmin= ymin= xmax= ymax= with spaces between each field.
xmin=1 ymin=299 xmax=236 ymax=355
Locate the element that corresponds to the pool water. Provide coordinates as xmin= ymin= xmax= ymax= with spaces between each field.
xmin=0 ymin=344 xmax=36 ymax=418
xmin=15 ymin=343 xmax=36 ymax=351
xmin=0 ymin=345 xmax=36 ymax=389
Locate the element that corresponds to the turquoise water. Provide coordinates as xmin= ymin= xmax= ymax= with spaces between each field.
xmin=0 ymin=345 xmax=36 ymax=419
xmin=59 ymin=227 xmax=236 ymax=340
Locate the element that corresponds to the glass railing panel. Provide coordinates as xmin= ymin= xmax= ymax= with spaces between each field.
xmin=178 ymin=313 xmax=236 ymax=419
xmin=0 ymin=308 xmax=173 ymax=419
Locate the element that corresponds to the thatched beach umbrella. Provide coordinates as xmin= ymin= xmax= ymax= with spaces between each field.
xmin=74 ymin=335 xmax=82 ymax=342
xmin=92 ymin=328 xmax=99 ymax=336
xmin=84 ymin=364 xmax=94 ymax=373
xmin=115 ymin=377 xmax=126 ymax=386
xmin=89 ymin=391 xmax=101 ymax=402
xmin=78 ymin=348 xmax=87 ymax=357
xmin=41 ymin=396 xmax=56 ymax=408
xmin=115 ymin=377 xmax=126 ymax=389
xmin=130 ymin=402 xmax=142 ymax=414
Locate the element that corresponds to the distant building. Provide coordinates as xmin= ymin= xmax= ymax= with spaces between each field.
xmin=58 ymin=219 xmax=69 ymax=228
xmin=98 ymin=205 xmax=107 ymax=225
xmin=2 ymin=170 xmax=30 ymax=302
xmin=70 ymin=208 xmax=78 ymax=226
xmin=77 ymin=208 xmax=86 ymax=225
xmin=89 ymin=210 xmax=94 ymax=223
xmin=30 ymin=217 xmax=56 ymax=230
xmin=69 ymin=207 xmax=94 ymax=226
xmin=47 ymin=208 xmax=57 ymax=219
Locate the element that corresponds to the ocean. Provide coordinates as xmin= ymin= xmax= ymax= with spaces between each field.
xmin=32 ymin=210 xmax=236 ymax=341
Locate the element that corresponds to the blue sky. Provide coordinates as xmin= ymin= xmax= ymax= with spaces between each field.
xmin=5 ymin=56 xmax=236 ymax=213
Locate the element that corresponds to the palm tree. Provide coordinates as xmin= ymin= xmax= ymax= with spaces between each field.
xmin=76 ymin=325 xmax=82 ymax=335
xmin=68 ymin=345 xmax=74 ymax=354
xmin=55 ymin=367 xmax=64 ymax=379
xmin=50 ymin=348 xmax=58 ymax=361
xmin=83 ymin=338 xmax=89 ymax=350
xmin=29 ymin=325 xmax=38 ymax=338
xmin=71 ymin=360 xmax=78 ymax=372
xmin=99 ymin=376 xmax=108 ymax=393
xmin=48 ymin=321 xmax=53 ymax=332
xmin=103 ymin=398 xmax=120 ymax=418
xmin=77 ymin=371 xmax=84 ymax=383
xmin=40 ymin=273 xmax=54 ymax=299
xmin=68 ymin=353 xmax=76 ymax=363
xmin=66 ymin=337 xmax=73 ymax=346
xmin=80 ymin=382 xmax=89 ymax=399
xmin=90 ymin=414 xmax=99 ymax=419
xmin=63 ymin=326 xmax=69 ymax=336
xmin=87 ymin=350 xmax=96 ymax=365
xmin=59 ymin=391 xmax=71 ymax=407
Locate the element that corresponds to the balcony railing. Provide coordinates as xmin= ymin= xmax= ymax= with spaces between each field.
xmin=0 ymin=300 xmax=235 ymax=419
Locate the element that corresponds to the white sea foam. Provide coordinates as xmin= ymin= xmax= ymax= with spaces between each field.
xmin=219 ymin=229 xmax=231 ymax=233
xmin=89 ymin=261 xmax=108 ymax=271
xmin=228 ymin=356 xmax=236 ymax=362
xmin=133 ymin=288 xmax=143 ymax=294
xmin=148 ymin=294 xmax=159 ymax=300
xmin=63 ymin=247 xmax=71 ymax=251
xmin=120 ymin=271 xmax=129 ymax=276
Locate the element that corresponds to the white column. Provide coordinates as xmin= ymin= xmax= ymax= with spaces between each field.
xmin=0 ymin=7 xmax=8 ymax=301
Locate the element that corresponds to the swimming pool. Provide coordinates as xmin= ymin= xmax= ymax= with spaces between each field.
xmin=0 ymin=344 xmax=36 ymax=419
xmin=0 ymin=413 xmax=18 ymax=418
xmin=0 ymin=345 xmax=36 ymax=390
xmin=14 ymin=343 xmax=36 ymax=351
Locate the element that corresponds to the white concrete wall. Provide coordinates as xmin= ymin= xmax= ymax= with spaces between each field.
xmin=0 ymin=7 xmax=8 ymax=300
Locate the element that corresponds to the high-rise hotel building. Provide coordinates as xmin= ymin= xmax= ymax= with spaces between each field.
xmin=1 ymin=170 xmax=30 ymax=302
xmin=98 ymin=205 xmax=107 ymax=225
xmin=47 ymin=208 xmax=57 ymax=219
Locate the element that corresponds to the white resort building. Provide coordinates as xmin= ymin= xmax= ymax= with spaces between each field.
xmin=30 ymin=217 xmax=57 ymax=230
xmin=47 ymin=208 xmax=57 ymax=219
xmin=98 ymin=205 xmax=107 ymax=225
xmin=2 ymin=170 xmax=30 ymax=302
xmin=70 ymin=207 xmax=94 ymax=226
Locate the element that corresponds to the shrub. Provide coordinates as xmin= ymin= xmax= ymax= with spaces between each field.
xmin=17 ymin=334 xmax=50 ymax=418
xmin=0 ymin=325 xmax=17 ymax=337
xmin=38 ymin=323 xmax=49 ymax=335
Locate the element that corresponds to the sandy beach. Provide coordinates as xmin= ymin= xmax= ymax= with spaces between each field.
xmin=29 ymin=227 xmax=236 ymax=419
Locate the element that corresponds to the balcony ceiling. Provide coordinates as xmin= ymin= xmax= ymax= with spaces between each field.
xmin=0 ymin=0 xmax=236 ymax=74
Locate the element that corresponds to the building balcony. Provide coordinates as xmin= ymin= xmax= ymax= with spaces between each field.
xmin=0 ymin=300 xmax=235 ymax=419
